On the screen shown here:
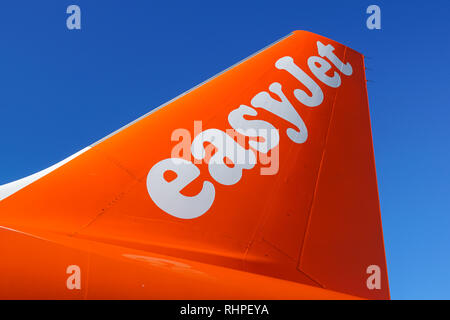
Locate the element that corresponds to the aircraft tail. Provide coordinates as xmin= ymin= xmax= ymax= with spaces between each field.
xmin=0 ymin=31 xmax=389 ymax=299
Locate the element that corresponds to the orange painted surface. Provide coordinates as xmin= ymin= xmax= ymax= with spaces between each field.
xmin=0 ymin=30 xmax=389 ymax=299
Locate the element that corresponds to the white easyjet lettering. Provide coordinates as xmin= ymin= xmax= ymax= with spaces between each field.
xmin=147 ymin=41 xmax=353 ymax=219
xmin=316 ymin=41 xmax=353 ymax=76
xmin=275 ymin=56 xmax=324 ymax=107
xmin=252 ymin=82 xmax=308 ymax=144
xmin=191 ymin=129 xmax=256 ymax=186
xmin=228 ymin=105 xmax=280 ymax=153
xmin=147 ymin=158 xmax=215 ymax=219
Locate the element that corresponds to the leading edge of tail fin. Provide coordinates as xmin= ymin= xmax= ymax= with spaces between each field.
xmin=0 ymin=31 xmax=389 ymax=299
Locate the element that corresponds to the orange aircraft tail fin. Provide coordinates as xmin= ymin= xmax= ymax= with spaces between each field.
xmin=0 ymin=31 xmax=389 ymax=299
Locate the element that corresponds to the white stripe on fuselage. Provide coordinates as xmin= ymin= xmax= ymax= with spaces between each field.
xmin=0 ymin=147 xmax=91 ymax=202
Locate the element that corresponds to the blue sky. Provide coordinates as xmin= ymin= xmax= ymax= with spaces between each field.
xmin=0 ymin=0 xmax=449 ymax=299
